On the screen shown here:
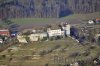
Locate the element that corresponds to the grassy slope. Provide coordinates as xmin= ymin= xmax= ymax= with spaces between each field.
xmin=10 ymin=12 xmax=100 ymax=25
xmin=0 ymin=38 xmax=100 ymax=66
xmin=11 ymin=18 xmax=59 ymax=25
xmin=61 ymin=12 xmax=100 ymax=20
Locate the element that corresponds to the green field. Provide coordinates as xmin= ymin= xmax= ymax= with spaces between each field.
xmin=11 ymin=18 xmax=49 ymax=24
xmin=62 ymin=12 xmax=100 ymax=20
xmin=9 ymin=12 xmax=100 ymax=25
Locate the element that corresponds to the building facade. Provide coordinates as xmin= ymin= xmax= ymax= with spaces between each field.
xmin=29 ymin=33 xmax=47 ymax=42
xmin=17 ymin=34 xmax=28 ymax=43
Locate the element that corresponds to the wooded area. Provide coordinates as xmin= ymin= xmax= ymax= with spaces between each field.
xmin=0 ymin=0 xmax=100 ymax=18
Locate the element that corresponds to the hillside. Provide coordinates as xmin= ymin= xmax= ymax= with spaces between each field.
xmin=0 ymin=37 xmax=100 ymax=66
xmin=8 ymin=12 xmax=100 ymax=30
xmin=0 ymin=0 xmax=100 ymax=18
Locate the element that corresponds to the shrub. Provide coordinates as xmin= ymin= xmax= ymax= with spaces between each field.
xmin=89 ymin=45 xmax=96 ymax=49
xmin=0 ymin=55 xmax=6 ymax=60
xmin=82 ymin=50 xmax=90 ymax=56
xmin=47 ymin=48 xmax=53 ymax=53
xmin=69 ymin=52 xmax=81 ymax=58
xmin=60 ymin=48 xmax=66 ymax=53
xmin=53 ymin=45 xmax=61 ymax=50
xmin=39 ymin=50 xmax=47 ymax=56
xmin=32 ymin=51 xmax=36 ymax=55
xmin=45 ymin=63 xmax=48 ymax=66
xmin=25 ymin=36 xmax=30 ymax=43
xmin=22 ymin=56 xmax=32 ymax=60
xmin=41 ymin=37 xmax=48 ymax=41
xmin=2 ymin=55 xmax=6 ymax=58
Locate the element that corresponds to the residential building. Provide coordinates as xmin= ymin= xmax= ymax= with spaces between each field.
xmin=64 ymin=23 xmax=71 ymax=36
xmin=17 ymin=23 xmax=71 ymax=43
xmin=29 ymin=34 xmax=39 ymax=41
xmin=47 ymin=23 xmax=70 ymax=37
xmin=47 ymin=29 xmax=63 ymax=37
xmin=29 ymin=32 xmax=47 ymax=42
xmin=17 ymin=34 xmax=28 ymax=43
xmin=0 ymin=29 xmax=10 ymax=36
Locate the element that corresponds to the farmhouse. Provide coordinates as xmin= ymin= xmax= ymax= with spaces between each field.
xmin=0 ymin=29 xmax=10 ymax=36
xmin=28 ymin=32 xmax=47 ymax=42
xmin=17 ymin=34 xmax=28 ymax=43
xmin=47 ymin=29 xmax=63 ymax=37
xmin=47 ymin=23 xmax=70 ymax=37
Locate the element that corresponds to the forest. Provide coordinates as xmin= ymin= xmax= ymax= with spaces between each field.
xmin=0 ymin=0 xmax=100 ymax=18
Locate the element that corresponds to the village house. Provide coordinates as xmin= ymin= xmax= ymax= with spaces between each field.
xmin=17 ymin=22 xmax=71 ymax=43
xmin=63 ymin=23 xmax=70 ymax=36
xmin=28 ymin=32 xmax=47 ymax=42
xmin=17 ymin=33 xmax=28 ymax=43
xmin=47 ymin=28 xmax=63 ymax=37
xmin=0 ymin=29 xmax=10 ymax=37
xmin=47 ymin=23 xmax=70 ymax=38
xmin=0 ymin=29 xmax=10 ymax=43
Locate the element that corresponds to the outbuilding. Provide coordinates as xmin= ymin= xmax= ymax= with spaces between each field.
xmin=0 ymin=29 xmax=10 ymax=36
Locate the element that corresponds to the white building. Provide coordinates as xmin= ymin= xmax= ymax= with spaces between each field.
xmin=47 ymin=29 xmax=63 ymax=37
xmin=29 ymin=33 xmax=47 ymax=42
xmin=29 ymin=34 xmax=39 ymax=41
xmin=17 ymin=34 xmax=28 ymax=43
xmin=62 ymin=23 xmax=70 ymax=36
xmin=47 ymin=23 xmax=70 ymax=37
xmin=17 ymin=23 xmax=71 ymax=43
